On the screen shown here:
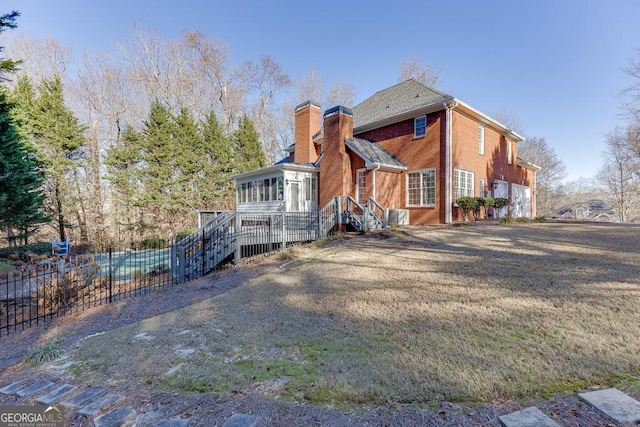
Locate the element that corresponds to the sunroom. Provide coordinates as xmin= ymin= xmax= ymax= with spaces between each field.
xmin=233 ymin=163 xmax=319 ymax=212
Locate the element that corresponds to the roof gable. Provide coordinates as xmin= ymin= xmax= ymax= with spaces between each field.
xmin=352 ymin=79 xmax=451 ymax=128
xmin=345 ymin=137 xmax=406 ymax=170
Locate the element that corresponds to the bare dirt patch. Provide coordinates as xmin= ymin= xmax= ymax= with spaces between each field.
xmin=1 ymin=223 xmax=639 ymax=426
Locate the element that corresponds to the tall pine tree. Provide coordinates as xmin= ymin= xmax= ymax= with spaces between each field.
xmin=12 ymin=75 xmax=85 ymax=241
xmin=200 ymin=110 xmax=235 ymax=209
xmin=0 ymin=89 xmax=47 ymax=244
xmin=0 ymin=11 xmax=20 ymax=81
xmin=233 ymin=114 xmax=266 ymax=173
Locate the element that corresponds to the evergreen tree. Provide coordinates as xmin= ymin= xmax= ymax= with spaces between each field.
xmin=200 ymin=110 xmax=235 ymax=209
xmin=233 ymin=114 xmax=266 ymax=173
xmin=12 ymin=75 xmax=85 ymax=241
xmin=0 ymin=11 xmax=21 ymax=81
xmin=0 ymin=89 xmax=47 ymax=244
xmin=107 ymin=101 xmax=189 ymax=238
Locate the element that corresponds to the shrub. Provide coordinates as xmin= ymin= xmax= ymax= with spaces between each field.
xmin=515 ymin=217 xmax=530 ymax=223
xmin=493 ymin=198 xmax=509 ymax=218
xmin=534 ymin=215 xmax=547 ymax=223
xmin=139 ymin=237 xmax=166 ymax=249
xmin=26 ymin=337 xmax=66 ymax=364
xmin=148 ymin=263 xmax=170 ymax=276
xmin=175 ymin=228 xmax=197 ymax=242
xmin=455 ymin=197 xmax=478 ymax=222
xmin=277 ymin=246 xmax=300 ymax=261
xmin=500 ymin=216 xmax=514 ymax=224
xmin=474 ymin=197 xmax=494 ymax=220
xmin=0 ymin=242 xmax=51 ymax=259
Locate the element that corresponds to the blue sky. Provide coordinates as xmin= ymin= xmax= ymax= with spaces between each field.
xmin=5 ymin=0 xmax=640 ymax=181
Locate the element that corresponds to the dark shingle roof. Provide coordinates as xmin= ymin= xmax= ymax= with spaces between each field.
xmin=352 ymin=79 xmax=452 ymax=128
xmin=345 ymin=137 xmax=406 ymax=169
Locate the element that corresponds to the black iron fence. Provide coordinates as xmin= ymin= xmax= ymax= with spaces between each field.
xmin=0 ymin=244 xmax=174 ymax=337
xmin=1 ymin=208 xmax=340 ymax=337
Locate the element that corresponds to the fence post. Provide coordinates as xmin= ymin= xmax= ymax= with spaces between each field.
xmin=170 ymin=243 xmax=177 ymax=283
xmin=234 ymin=212 xmax=242 ymax=264
xmin=201 ymin=227 xmax=206 ymax=278
xmin=281 ymin=212 xmax=286 ymax=250
xmin=268 ymin=214 xmax=273 ymax=253
xmin=108 ymin=246 xmax=113 ymax=303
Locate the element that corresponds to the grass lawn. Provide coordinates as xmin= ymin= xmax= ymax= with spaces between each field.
xmin=72 ymin=222 xmax=640 ymax=408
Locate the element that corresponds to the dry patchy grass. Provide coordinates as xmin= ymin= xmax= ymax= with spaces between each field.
xmin=73 ymin=223 xmax=640 ymax=408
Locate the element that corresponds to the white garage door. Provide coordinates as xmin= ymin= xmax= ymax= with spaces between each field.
xmin=511 ymin=184 xmax=531 ymax=218
xmin=493 ymin=181 xmax=508 ymax=218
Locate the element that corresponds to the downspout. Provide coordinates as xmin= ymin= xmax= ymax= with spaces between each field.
xmin=370 ymin=163 xmax=381 ymax=201
xmin=443 ymin=100 xmax=458 ymax=223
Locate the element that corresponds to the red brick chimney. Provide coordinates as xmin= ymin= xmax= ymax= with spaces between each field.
xmin=319 ymin=106 xmax=354 ymax=207
xmin=294 ymin=100 xmax=321 ymax=163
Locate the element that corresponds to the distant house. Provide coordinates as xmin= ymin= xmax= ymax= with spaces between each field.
xmin=551 ymin=200 xmax=620 ymax=222
xmin=233 ymin=79 xmax=540 ymax=224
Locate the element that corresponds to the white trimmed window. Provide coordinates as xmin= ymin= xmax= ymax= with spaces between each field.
xmin=356 ymin=169 xmax=367 ymax=205
xmin=478 ymin=125 xmax=485 ymax=155
xmin=414 ymin=115 xmax=426 ymax=138
xmin=479 ymin=178 xmax=486 ymax=197
xmin=454 ymin=169 xmax=474 ymax=200
xmin=507 ymin=140 xmax=513 ymax=164
xmin=407 ymin=169 xmax=436 ymax=206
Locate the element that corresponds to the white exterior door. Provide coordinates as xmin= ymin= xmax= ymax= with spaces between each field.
xmin=493 ymin=181 xmax=508 ymax=218
xmin=289 ymin=182 xmax=300 ymax=211
xmin=511 ymin=184 xmax=531 ymax=218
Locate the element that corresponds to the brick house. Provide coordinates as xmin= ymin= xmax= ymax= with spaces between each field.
xmin=233 ymin=79 xmax=540 ymax=224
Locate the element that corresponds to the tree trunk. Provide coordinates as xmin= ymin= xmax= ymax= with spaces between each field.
xmin=54 ymin=181 xmax=66 ymax=242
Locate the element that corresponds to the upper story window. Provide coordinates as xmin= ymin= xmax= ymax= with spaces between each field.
xmin=478 ymin=125 xmax=485 ymax=155
xmin=407 ymin=169 xmax=436 ymax=206
xmin=507 ymin=140 xmax=513 ymax=165
xmin=454 ymin=169 xmax=474 ymax=200
xmin=414 ymin=115 xmax=426 ymax=138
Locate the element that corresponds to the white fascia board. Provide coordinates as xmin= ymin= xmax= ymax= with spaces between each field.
xmin=367 ymin=163 xmax=407 ymax=172
xmin=517 ymin=158 xmax=542 ymax=171
xmin=454 ymin=100 xmax=525 ymax=142
xmin=232 ymin=163 xmax=318 ymax=181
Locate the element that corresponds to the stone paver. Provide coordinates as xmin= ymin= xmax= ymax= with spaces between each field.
xmin=36 ymin=383 xmax=77 ymax=404
xmin=498 ymin=406 xmax=562 ymax=427
xmin=16 ymin=380 xmax=54 ymax=397
xmin=0 ymin=381 xmax=25 ymax=394
xmin=155 ymin=420 xmax=190 ymax=427
xmin=578 ymin=388 xmax=640 ymax=424
xmin=60 ymin=386 xmax=105 ymax=408
xmin=78 ymin=393 xmax=125 ymax=416
xmin=222 ymin=413 xmax=260 ymax=427
xmin=93 ymin=405 xmax=137 ymax=427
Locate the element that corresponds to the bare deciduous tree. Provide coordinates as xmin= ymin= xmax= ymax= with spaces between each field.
xmin=622 ymin=48 xmax=640 ymax=121
xmin=246 ymin=55 xmax=291 ymax=163
xmin=598 ymin=126 xmax=640 ymax=221
xmin=398 ymin=57 xmax=441 ymax=88
xmin=517 ymin=136 xmax=567 ymax=215
xmin=326 ymin=80 xmax=356 ymax=109
xmin=4 ymin=33 xmax=72 ymax=84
